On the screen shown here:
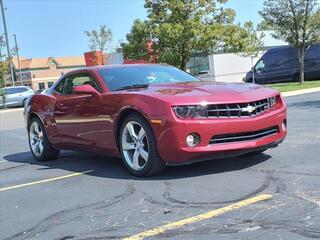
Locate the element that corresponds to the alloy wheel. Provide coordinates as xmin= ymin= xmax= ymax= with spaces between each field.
xmin=121 ymin=121 xmax=149 ymax=171
xmin=29 ymin=121 xmax=44 ymax=157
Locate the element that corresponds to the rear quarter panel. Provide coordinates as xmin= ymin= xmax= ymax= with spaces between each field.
xmin=25 ymin=93 xmax=60 ymax=145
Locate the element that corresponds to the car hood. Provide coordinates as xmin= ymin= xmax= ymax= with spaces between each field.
xmin=127 ymin=82 xmax=278 ymax=105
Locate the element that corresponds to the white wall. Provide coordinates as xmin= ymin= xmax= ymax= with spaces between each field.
xmin=104 ymin=52 xmax=124 ymax=64
xmin=209 ymin=52 xmax=264 ymax=83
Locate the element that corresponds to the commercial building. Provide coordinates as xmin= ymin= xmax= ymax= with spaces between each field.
xmin=12 ymin=56 xmax=86 ymax=91
xmin=11 ymin=52 xmax=124 ymax=91
xmin=187 ymin=31 xmax=288 ymax=82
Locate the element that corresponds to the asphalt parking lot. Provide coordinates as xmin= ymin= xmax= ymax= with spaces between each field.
xmin=0 ymin=92 xmax=320 ymax=240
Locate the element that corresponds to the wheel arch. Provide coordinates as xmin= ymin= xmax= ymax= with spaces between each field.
xmin=27 ymin=112 xmax=45 ymax=129
xmin=114 ymin=107 xmax=151 ymax=151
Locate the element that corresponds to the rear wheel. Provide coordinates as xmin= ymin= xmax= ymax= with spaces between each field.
xmin=28 ymin=117 xmax=60 ymax=161
xmin=119 ymin=113 xmax=165 ymax=177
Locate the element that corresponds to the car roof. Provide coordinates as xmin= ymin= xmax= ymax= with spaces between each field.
xmin=4 ymin=86 xmax=29 ymax=89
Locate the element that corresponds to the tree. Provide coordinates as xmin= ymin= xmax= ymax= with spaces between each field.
xmin=0 ymin=34 xmax=8 ymax=107
xmin=120 ymin=0 xmax=249 ymax=70
xmin=119 ymin=19 xmax=152 ymax=61
xmin=238 ymin=22 xmax=265 ymax=84
xmin=257 ymin=20 xmax=274 ymax=31
xmin=260 ymin=0 xmax=320 ymax=84
xmin=85 ymin=25 xmax=113 ymax=52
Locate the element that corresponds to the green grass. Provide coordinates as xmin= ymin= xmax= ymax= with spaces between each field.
xmin=267 ymin=80 xmax=320 ymax=92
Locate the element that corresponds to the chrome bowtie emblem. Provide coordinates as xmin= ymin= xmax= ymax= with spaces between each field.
xmin=241 ymin=105 xmax=256 ymax=113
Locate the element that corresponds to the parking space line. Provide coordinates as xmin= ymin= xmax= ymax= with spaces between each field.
xmin=123 ymin=194 xmax=272 ymax=240
xmin=0 ymin=170 xmax=94 ymax=192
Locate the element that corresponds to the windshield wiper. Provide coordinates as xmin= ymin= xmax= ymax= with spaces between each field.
xmin=114 ymin=84 xmax=150 ymax=91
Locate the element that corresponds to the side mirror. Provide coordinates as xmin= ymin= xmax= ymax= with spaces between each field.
xmin=73 ymin=84 xmax=100 ymax=96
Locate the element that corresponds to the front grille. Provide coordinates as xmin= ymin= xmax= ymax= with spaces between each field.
xmin=209 ymin=126 xmax=279 ymax=144
xmin=207 ymin=97 xmax=274 ymax=118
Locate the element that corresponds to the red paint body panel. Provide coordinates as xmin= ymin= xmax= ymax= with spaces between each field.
xmin=24 ymin=65 xmax=287 ymax=164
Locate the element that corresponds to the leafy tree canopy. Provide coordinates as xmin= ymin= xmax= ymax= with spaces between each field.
xmin=120 ymin=0 xmax=257 ymax=70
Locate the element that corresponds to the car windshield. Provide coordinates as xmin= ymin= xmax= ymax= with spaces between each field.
xmin=98 ymin=65 xmax=200 ymax=91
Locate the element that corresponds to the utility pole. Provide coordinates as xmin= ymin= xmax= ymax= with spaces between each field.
xmin=13 ymin=34 xmax=22 ymax=85
xmin=0 ymin=0 xmax=15 ymax=86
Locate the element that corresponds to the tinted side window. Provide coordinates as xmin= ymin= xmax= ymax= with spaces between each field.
xmin=306 ymin=45 xmax=320 ymax=60
xmin=64 ymin=75 xmax=100 ymax=94
xmin=5 ymin=88 xmax=27 ymax=94
xmin=5 ymin=88 xmax=15 ymax=95
xmin=264 ymin=48 xmax=298 ymax=69
xmin=54 ymin=78 xmax=67 ymax=94
xmin=16 ymin=87 xmax=28 ymax=93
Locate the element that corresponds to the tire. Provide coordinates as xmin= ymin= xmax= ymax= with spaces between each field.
xmin=28 ymin=117 xmax=60 ymax=161
xmin=119 ymin=113 xmax=165 ymax=177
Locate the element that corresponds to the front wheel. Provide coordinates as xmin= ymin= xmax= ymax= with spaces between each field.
xmin=119 ymin=113 xmax=165 ymax=177
xmin=28 ymin=117 xmax=60 ymax=161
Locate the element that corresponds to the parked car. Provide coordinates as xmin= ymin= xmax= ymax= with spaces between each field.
xmin=197 ymin=70 xmax=214 ymax=81
xmin=24 ymin=64 xmax=287 ymax=176
xmin=0 ymin=86 xmax=35 ymax=108
xmin=245 ymin=44 xmax=320 ymax=84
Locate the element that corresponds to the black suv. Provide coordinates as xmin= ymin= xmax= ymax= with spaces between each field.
xmin=245 ymin=44 xmax=320 ymax=84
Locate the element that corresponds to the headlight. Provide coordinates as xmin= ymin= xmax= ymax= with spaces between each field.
xmin=173 ymin=105 xmax=207 ymax=119
xmin=268 ymin=96 xmax=278 ymax=107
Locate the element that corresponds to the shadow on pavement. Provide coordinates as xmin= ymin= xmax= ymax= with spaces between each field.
xmin=3 ymin=149 xmax=271 ymax=180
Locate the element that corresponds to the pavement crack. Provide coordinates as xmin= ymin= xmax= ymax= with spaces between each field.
xmin=4 ymin=183 xmax=135 ymax=240
xmin=162 ymin=173 xmax=273 ymax=206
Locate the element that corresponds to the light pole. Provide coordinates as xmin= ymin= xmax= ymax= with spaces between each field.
xmin=0 ymin=0 xmax=15 ymax=86
xmin=13 ymin=34 xmax=22 ymax=85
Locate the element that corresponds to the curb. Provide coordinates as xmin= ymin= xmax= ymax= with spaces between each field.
xmin=282 ymin=87 xmax=320 ymax=97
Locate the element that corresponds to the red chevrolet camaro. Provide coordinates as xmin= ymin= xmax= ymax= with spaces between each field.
xmin=24 ymin=64 xmax=287 ymax=176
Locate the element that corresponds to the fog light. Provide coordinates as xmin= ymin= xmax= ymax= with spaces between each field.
xmin=282 ymin=120 xmax=287 ymax=132
xmin=186 ymin=133 xmax=200 ymax=147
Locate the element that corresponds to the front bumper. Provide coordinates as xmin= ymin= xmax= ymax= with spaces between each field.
xmin=156 ymin=107 xmax=287 ymax=163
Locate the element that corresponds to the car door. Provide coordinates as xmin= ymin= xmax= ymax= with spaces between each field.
xmin=53 ymin=73 xmax=106 ymax=149
xmin=5 ymin=88 xmax=20 ymax=107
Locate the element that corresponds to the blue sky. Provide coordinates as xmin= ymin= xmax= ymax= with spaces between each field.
xmin=2 ymin=0 xmax=263 ymax=58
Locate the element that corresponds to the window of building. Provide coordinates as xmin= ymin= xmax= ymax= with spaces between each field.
xmin=48 ymin=82 xmax=54 ymax=88
xmin=38 ymin=82 xmax=45 ymax=90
